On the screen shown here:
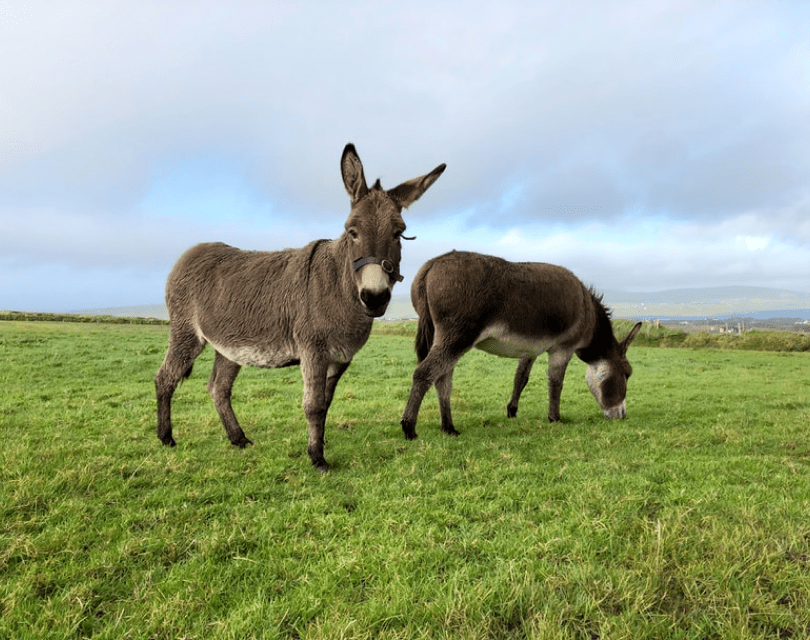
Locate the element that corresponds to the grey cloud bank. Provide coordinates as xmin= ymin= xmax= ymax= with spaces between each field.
xmin=1 ymin=1 xmax=808 ymax=312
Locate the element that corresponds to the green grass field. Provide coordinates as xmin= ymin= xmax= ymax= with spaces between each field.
xmin=1 ymin=320 xmax=809 ymax=639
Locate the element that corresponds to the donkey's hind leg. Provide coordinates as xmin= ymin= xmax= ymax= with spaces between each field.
xmin=507 ymin=357 xmax=536 ymax=418
xmin=401 ymin=343 xmax=466 ymax=440
xmin=208 ymin=351 xmax=252 ymax=448
xmin=434 ymin=372 xmax=459 ymax=436
xmin=155 ymin=328 xmax=206 ymax=446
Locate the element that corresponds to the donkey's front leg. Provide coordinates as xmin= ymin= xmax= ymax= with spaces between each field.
xmin=324 ymin=361 xmax=351 ymax=410
xmin=507 ymin=357 xmax=536 ymax=418
xmin=546 ymin=350 xmax=573 ymax=422
xmin=300 ymin=356 xmax=332 ymax=472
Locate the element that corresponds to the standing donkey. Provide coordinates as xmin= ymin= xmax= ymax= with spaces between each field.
xmin=155 ymin=144 xmax=446 ymax=471
xmin=400 ymin=251 xmax=642 ymax=440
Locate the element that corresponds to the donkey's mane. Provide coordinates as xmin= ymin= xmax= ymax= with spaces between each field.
xmin=589 ymin=287 xmax=612 ymax=320
xmin=576 ymin=288 xmax=616 ymax=363
xmin=304 ymin=239 xmax=330 ymax=285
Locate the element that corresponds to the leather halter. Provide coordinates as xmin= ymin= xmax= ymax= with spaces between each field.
xmin=352 ymin=257 xmax=404 ymax=282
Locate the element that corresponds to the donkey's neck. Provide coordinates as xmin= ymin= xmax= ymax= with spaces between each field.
xmin=575 ymin=296 xmax=617 ymax=364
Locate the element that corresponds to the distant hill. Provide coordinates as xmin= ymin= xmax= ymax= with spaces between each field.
xmin=77 ymin=286 xmax=810 ymax=322
xmin=601 ymin=286 xmax=810 ymax=320
xmin=77 ymin=304 xmax=170 ymax=320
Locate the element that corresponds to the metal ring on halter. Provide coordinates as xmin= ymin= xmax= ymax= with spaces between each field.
xmin=352 ymin=257 xmax=404 ymax=282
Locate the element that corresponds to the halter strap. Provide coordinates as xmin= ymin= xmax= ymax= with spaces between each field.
xmin=352 ymin=257 xmax=404 ymax=282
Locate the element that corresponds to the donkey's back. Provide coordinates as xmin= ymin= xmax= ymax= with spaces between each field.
xmin=168 ymin=241 xmax=305 ymax=311
xmin=157 ymin=238 xmax=359 ymax=459
xmin=412 ymin=251 xmax=594 ymax=357
xmin=165 ymin=240 xmax=360 ymax=367
xmin=167 ymin=241 xmax=302 ymax=327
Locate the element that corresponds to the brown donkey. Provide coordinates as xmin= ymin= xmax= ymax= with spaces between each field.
xmin=155 ymin=144 xmax=446 ymax=471
xmin=400 ymin=251 xmax=642 ymax=439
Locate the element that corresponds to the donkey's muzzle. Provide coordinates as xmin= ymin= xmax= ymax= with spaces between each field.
xmin=603 ymin=402 xmax=626 ymax=419
xmin=360 ymin=288 xmax=391 ymax=317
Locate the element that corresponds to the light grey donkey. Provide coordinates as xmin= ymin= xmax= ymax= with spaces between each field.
xmin=155 ymin=144 xmax=446 ymax=471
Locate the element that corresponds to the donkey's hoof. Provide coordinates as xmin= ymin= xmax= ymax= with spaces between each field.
xmin=231 ymin=436 xmax=253 ymax=449
xmin=160 ymin=436 xmax=177 ymax=447
xmin=442 ymin=427 xmax=461 ymax=437
xmin=313 ymin=459 xmax=330 ymax=473
xmin=401 ymin=419 xmax=418 ymax=440
xmin=506 ymin=406 xmax=518 ymax=418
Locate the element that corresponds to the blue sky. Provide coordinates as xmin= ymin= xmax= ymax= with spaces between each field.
xmin=1 ymin=0 xmax=808 ymax=312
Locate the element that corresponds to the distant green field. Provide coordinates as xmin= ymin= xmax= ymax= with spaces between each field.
xmin=374 ymin=318 xmax=810 ymax=352
xmin=2 ymin=320 xmax=810 ymax=639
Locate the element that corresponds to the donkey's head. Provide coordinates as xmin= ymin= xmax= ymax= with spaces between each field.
xmin=584 ymin=321 xmax=642 ymax=419
xmin=341 ymin=144 xmax=446 ymax=317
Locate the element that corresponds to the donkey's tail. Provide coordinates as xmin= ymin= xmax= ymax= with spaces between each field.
xmin=411 ymin=266 xmax=434 ymax=363
xmin=415 ymin=312 xmax=434 ymax=363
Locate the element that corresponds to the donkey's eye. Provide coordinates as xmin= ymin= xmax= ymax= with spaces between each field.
xmin=347 ymin=228 xmax=359 ymax=241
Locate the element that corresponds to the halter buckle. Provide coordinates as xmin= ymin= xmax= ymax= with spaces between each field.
xmin=352 ymin=257 xmax=404 ymax=282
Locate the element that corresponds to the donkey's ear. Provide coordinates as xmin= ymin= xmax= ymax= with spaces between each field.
xmin=621 ymin=322 xmax=643 ymax=353
xmin=388 ymin=163 xmax=447 ymax=209
xmin=341 ymin=143 xmax=368 ymax=203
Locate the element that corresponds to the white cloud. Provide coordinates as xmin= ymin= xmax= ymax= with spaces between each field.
xmin=1 ymin=0 xmax=809 ymax=311
xmin=408 ymin=215 xmax=809 ymax=294
xmin=741 ymin=236 xmax=770 ymax=252
xmin=497 ymin=228 xmax=525 ymax=246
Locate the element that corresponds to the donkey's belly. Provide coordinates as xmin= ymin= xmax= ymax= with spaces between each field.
xmin=209 ymin=340 xmax=300 ymax=368
xmin=473 ymin=325 xmax=556 ymax=359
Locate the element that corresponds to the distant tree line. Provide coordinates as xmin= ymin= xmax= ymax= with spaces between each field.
xmin=1 ymin=312 xmax=806 ymax=351
xmin=0 ymin=311 xmax=168 ymax=325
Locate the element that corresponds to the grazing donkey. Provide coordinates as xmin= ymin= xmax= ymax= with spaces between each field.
xmin=400 ymin=251 xmax=642 ymax=439
xmin=155 ymin=144 xmax=446 ymax=471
